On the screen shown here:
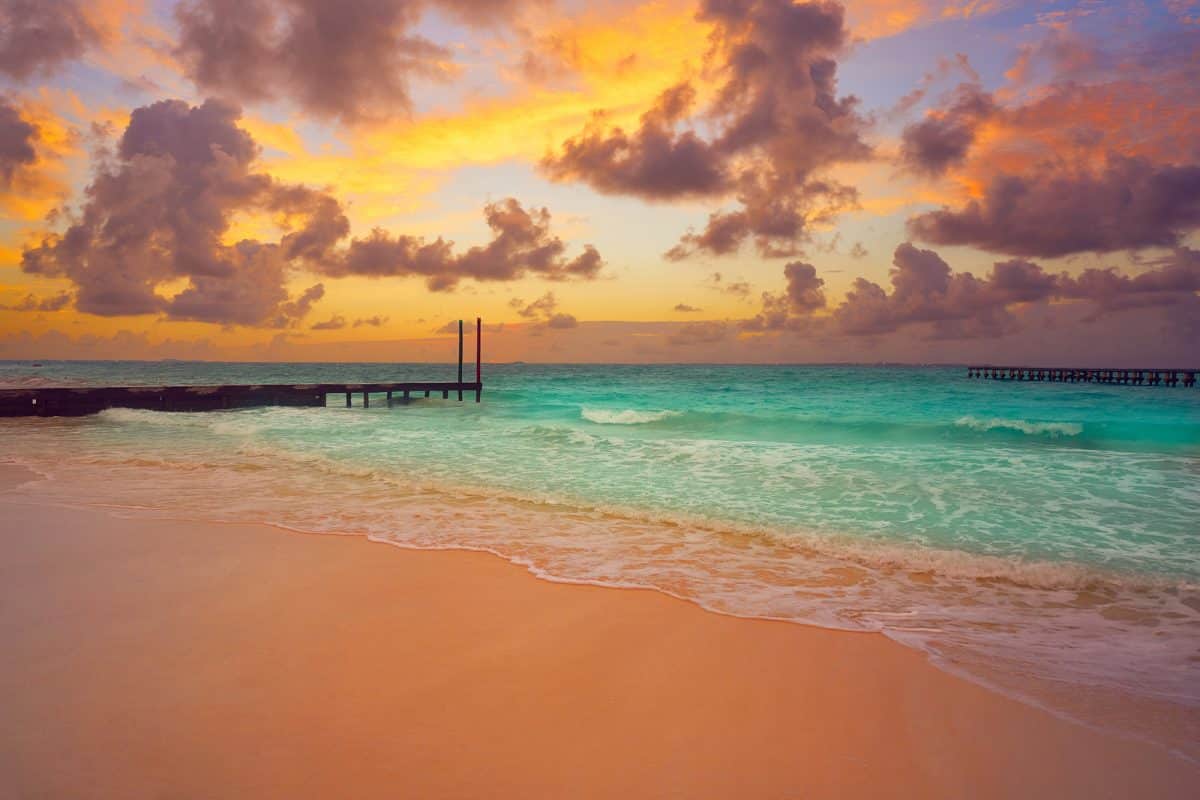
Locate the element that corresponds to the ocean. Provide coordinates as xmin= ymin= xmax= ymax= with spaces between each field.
xmin=2 ymin=360 xmax=1198 ymax=753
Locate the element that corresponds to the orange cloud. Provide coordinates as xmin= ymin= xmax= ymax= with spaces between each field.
xmin=845 ymin=0 xmax=1001 ymax=41
xmin=0 ymin=96 xmax=81 ymax=221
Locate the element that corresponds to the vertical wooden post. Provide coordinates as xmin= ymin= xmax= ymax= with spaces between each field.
xmin=346 ymin=391 xmax=351 ymax=408
xmin=364 ymin=391 xmax=369 ymax=408
xmin=387 ymin=390 xmax=392 ymax=408
xmin=476 ymin=316 xmax=482 ymax=402
xmin=457 ymin=319 xmax=464 ymax=401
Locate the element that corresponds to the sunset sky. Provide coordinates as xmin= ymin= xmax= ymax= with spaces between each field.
xmin=0 ymin=0 xmax=1197 ymax=363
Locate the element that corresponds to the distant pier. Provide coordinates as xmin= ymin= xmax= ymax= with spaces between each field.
xmin=0 ymin=318 xmax=485 ymax=417
xmin=967 ymin=365 xmax=1197 ymax=387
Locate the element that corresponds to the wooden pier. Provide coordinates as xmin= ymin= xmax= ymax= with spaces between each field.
xmin=0 ymin=318 xmax=485 ymax=417
xmin=966 ymin=365 xmax=1197 ymax=387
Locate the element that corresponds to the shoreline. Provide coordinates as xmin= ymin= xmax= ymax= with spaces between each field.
xmin=2 ymin=465 xmax=1198 ymax=797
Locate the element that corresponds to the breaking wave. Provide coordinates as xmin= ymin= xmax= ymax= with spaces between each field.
xmin=955 ymin=415 xmax=1083 ymax=437
xmin=581 ymin=408 xmax=682 ymax=425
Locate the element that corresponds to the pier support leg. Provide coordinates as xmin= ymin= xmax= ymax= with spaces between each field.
xmin=364 ymin=391 xmax=369 ymax=408
xmin=346 ymin=392 xmax=351 ymax=408
xmin=403 ymin=390 xmax=410 ymax=404
xmin=387 ymin=390 xmax=392 ymax=408
xmin=442 ymin=390 xmax=449 ymax=399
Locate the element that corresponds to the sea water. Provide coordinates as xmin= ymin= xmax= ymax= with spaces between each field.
xmin=2 ymin=361 xmax=1198 ymax=752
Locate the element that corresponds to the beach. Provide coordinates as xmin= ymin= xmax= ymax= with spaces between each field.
xmin=2 ymin=464 xmax=1197 ymax=798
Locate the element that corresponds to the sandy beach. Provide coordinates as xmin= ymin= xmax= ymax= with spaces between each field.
xmin=1 ymin=464 xmax=1197 ymax=799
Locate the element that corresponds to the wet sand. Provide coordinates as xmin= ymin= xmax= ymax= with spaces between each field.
xmin=1 ymin=464 xmax=1197 ymax=798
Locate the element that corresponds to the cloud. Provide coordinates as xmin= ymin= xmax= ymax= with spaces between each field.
xmin=310 ymin=314 xmax=347 ymax=330
xmin=329 ymin=199 xmax=603 ymax=291
xmin=21 ymin=98 xmax=337 ymax=326
xmin=782 ymin=261 xmax=826 ymax=313
xmin=706 ymin=272 xmax=752 ymax=298
xmin=738 ymin=239 xmax=1200 ymax=341
xmin=673 ymin=303 xmax=702 ymax=312
xmin=433 ymin=319 xmax=504 ymax=335
xmin=507 ymin=291 xmax=578 ymax=330
xmin=740 ymin=261 xmax=825 ymax=331
xmin=2 ymin=291 xmax=72 ymax=312
xmin=899 ymin=83 xmax=996 ymax=177
xmin=887 ymin=52 xmax=979 ymax=120
xmin=904 ymin=24 xmax=1200 ymax=258
xmin=0 ymin=94 xmax=82 ymax=219
xmin=434 ymin=319 xmax=466 ymax=334
xmin=542 ymin=83 xmax=727 ymax=200
xmin=173 ymin=0 xmax=442 ymax=124
xmin=543 ymin=0 xmax=870 ymax=259
xmin=908 ymin=156 xmax=1200 ymax=257
xmin=353 ymin=315 xmax=389 ymax=327
xmin=1057 ymin=248 xmax=1200 ymax=319
xmin=20 ymin=98 xmax=600 ymax=325
xmin=833 ymin=244 xmax=1031 ymax=338
xmin=0 ymin=95 xmax=36 ymax=184
xmin=0 ymin=0 xmax=104 ymax=81
xmin=668 ymin=320 xmax=729 ymax=346
xmin=849 ymin=242 xmax=867 ymax=259
xmin=512 ymin=292 xmax=557 ymax=318
xmin=173 ymin=0 xmax=531 ymax=125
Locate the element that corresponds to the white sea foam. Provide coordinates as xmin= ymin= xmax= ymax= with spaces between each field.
xmin=955 ymin=415 xmax=1083 ymax=437
xmin=581 ymin=407 xmax=682 ymax=425
xmin=99 ymin=407 xmax=184 ymax=425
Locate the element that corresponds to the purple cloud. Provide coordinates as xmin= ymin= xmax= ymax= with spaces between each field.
xmin=329 ymin=199 xmax=603 ymax=291
xmin=21 ymin=99 xmax=334 ymax=325
xmin=0 ymin=96 xmax=36 ymax=184
xmin=0 ymin=0 xmax=103 ymax=81
xmin=543 ymin=0 xmax=869 ymax=259
xmin=310 ymin=314 xmax=347 ymax=331
xmin=899 ymin=83 xmax=996 ymax=177
xmin=21 ymin=98 xmax=599 ymax=326
xmin=739 ymin=238 xmax=1200 ymax=341
xmin=174 ymin=0 xmax=531 ymax=124
xmin=908 ymin=156 xmax=1200 ymax=258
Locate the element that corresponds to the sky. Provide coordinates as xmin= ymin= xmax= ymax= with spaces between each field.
xmin=0 ymin=0 xmax=1197 ymax=364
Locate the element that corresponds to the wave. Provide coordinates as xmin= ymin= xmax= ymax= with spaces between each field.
xmin=581 ymin=407 xmax=682 ymax=425
xmin=47 ymin=432 xmax=1196 ymax=596
xmin=955 ymin=415 xmax=1083 ymax=437
xmin=98 ymin=407 xmax=202 ymax=426
xmin=0 ymin=375 xmax=77 ymax=389
xmin=574 ymin=406 xmax=1097 ymax=443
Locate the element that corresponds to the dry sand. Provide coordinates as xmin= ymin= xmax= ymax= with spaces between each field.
xmin=1 ymin=464 xmax=1197 ymax=798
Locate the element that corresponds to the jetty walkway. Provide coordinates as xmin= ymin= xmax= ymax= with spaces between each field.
xmin=967 ymin=365 xmax=1196 ymax=387
xmin=0 ymin=319 xmax=484 ymax=417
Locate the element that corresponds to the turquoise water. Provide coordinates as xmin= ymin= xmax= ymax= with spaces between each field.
xmin=2 ymin=361 xmax=1199 ymax=743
